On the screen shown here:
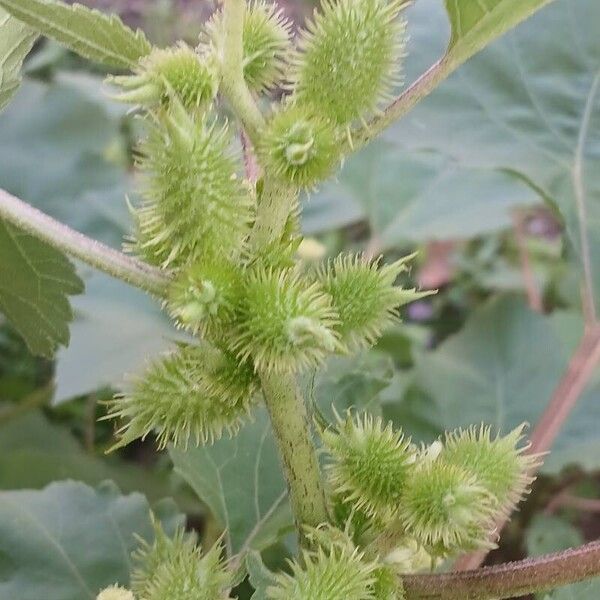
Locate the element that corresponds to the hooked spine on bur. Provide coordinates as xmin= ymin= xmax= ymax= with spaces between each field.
xmin=399 ymin=459 xmax=497 ymax=556
xmin=290 ymin=0 xmax=409 ymax=127
xmin=231 ymin=267 xmax=341 ymax=373
xmin=267 ymin=543 xmax=380 ymax=600
xmin=166 ymin=256 xmax=244 ymax=338
xmin=258 ymin=102 xmax=341 ymax=187
xmin=318 ymin=253 xmax=434 ymax=350
xmin=442 ymin=423 xmax=541 ymax=518
xmin=105 ymin=344 xmax=259 ymax=450
xmin=323 ymin=412 xmax=416 ymax=521
xmin=128 ymin=105 xmax=253 ymax=269
xmin=109 ymin=44 xmax=219 ymax=113
xmin=132 ymin=520 xmax=231 ymax=600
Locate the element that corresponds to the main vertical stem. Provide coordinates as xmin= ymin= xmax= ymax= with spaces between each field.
xmin=221 ymin=0 xmax=265 ymax=145
xmin=260 ymin=370 xmax=329 ymax=535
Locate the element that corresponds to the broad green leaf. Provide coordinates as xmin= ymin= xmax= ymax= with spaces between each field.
xmin=305 ymin=0 xmax=546 ymax=244
xmin=390 ymin=0 xmax=600 ymax=304
xmin=0 ymin=76 xmax=131 ymax=249
xmin=310 ymin=142 xmax=540 ymax=245
xmin=526 ymin=515 xmax=600 ymax=599
xmin=0 ymin=8 xmax=37 ymax=112
xmin=310 ymin=351 xmax=394 ymax=421
xmin=0 ymin=410 xmax=199 ymax=513
xmin=170 ymin=408 xmax=292 ymax=558
xmin=54 ymin=272 xmax=183 ymax=404
xmin=0 ymin=0 xmax=152 ymax=69
xmin=444 ymin=0 xmax=554 ymax=65
xmin=415 ymin=296 xmax=566 ymax=434
xmin=414 ymin=296 xmax=600 ymax=473
xmin=0 ymin=75 xmax=179 ymax=398
xmin=0 ymin=219 xmax=83 ymax=358
xmin=0 ymin=480 xmax=183 ymax=600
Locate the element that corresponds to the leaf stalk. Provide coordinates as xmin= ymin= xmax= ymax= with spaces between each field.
xmin=0 ymin=188 xmax=171 ymax=296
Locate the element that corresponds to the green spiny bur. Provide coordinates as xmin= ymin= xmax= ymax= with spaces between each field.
xmin=109 ymin=43 xmax=219 ymax=113
xmin=205 ymin=0 xmax=292 ymax=92
xmin=106 ymin=344 xmax=259 ymax=449
xmin=291 ymin=0 xmax=408 ymax=126
xmin=258 ymin=102 xmax=340 ymax=187
xmin=267 ymin=545 xmax=378 ymax=600
xmin=318 ymin=253 xmax=432 ymax=350
xmin=232 ymin=267 xmax=340 ymax=372
xmin=130 ymin=106 xmax=253 ymax=269
xmin=132 ymin=520 xmax=230 ymax=600
xmin=443 ymin=424 xmax=539 ymax=518
xmin=323 ymin=412 xmax=416 ymax=520
xmin=167 ymin=256 xmax=244 ymax=339
xmin=399 ymin=459 xmax=496 ymax=557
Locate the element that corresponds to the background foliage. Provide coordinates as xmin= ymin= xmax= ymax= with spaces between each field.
xmin=0 ymin=0 xmax=599 ymax=598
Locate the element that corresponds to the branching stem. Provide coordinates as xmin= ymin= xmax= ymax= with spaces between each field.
xmin=349 ymin=56 xmax=452 ymax=152
xmin=0 ymin=188 xmax=171 ymax=296
xmin=404 ymin=541 xmax=600 ymax=599
xmin=220 ymin=0 xmax=265 ymax=146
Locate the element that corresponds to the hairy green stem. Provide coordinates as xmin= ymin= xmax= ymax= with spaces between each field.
xmin=220 ymin=0 xmax=265 ymax=145
xmin=260 ymin=371 xmax=329 ymax=533
xmin=0 ymin=188 xmax=171 ymax=296
xmin=350 ymin=57 xmax=451 ymax=152
xmin=249 ymin=179 xmax=299 ymax=250
xmin=403 ymin=541 xmax=600 ymax=599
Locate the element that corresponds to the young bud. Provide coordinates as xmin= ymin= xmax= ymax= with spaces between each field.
xmin=167 ymin=257 xmax=243 ymax=338
xmin=291 ymin=0 xmax=408 ymax=126
xmin=109 ymin=44 xmax=218 ymax=114
xmin=232 ymin=268 xmax=340 ymax=372
xmin=204 ymin=0 xmax=292 ymax=92
xmin=130 ymin=109 xmax=253 ymax=269
xmin=323 ymin=412 xmax=416 ymax=520
xmin=443 ymin=424 xmax=540 ymax=518
xmin=267 ymin=545 xmax=378 ymax=600
xmin=106 ymin=344 xmax=259 ymax=449
xmin=383 ymin=538 xmax=434 ymax=573
xmin=318 ymin=254 xmax=432 ymax=350
xmin=258 ymin=103 xmax=340 ymax=188
xmin=96 ymin=587 xmax=135 ymax=600
xmin=399 ymin=460 xmax=496 ymax=556
xmin=133 ymin=521 xmax=230 ymax=600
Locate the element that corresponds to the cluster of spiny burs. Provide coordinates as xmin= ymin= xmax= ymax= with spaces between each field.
xmin=97 ymin=0 xmax=541 ymax=598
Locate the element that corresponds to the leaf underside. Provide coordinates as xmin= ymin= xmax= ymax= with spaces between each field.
xmin=0 ymin=0 xmax=152 ymax=69
xmin=0 ymin=7 xmax=37 ymax=112
xmin=0 ymin=219 xmax=84 ymax=358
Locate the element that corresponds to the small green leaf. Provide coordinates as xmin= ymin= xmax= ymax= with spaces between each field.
xmin=445 ymin=0 xmax=554 ymax=64
xmin=0 ymin=480 xmax=183 ymax=600
xmin=0 ymin=0 xmax=152 ymax=69
xmin=0 ymin=7 xmax=37 ymax=112
xmin=0 ymin=219 xmax=84 ymax=358
xmin=170 ymin=408 xmax=292 ymax=558
xmin=247 ymin=551 xmax=278 ymax=600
